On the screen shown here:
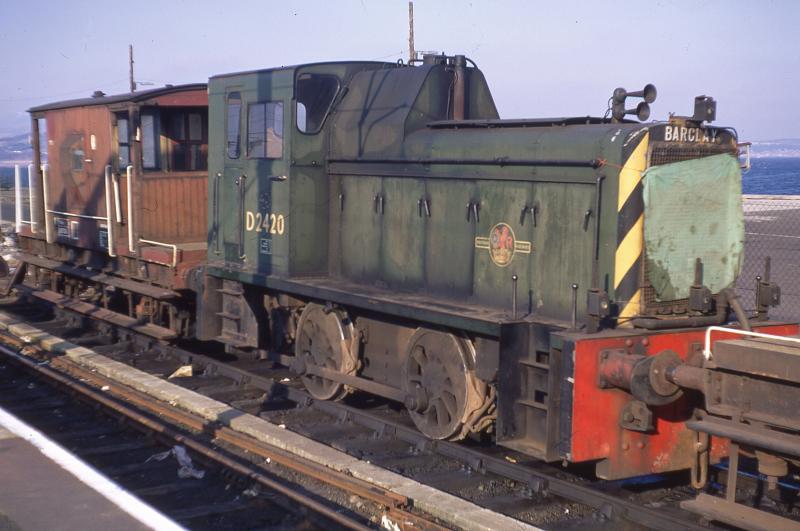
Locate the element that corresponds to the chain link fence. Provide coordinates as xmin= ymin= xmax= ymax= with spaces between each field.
xmin=737 ymin=195 xmax=800 ymax=322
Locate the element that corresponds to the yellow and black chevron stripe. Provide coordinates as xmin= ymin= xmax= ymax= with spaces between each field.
xmin=614 ymin=131 xmax=649 ymax=324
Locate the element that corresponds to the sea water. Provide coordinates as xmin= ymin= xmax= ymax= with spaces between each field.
xmin=743 ymin=157 xmax=800 ymax=195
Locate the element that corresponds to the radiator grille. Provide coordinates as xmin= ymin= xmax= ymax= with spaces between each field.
xmin=649 ymin=144 xmax=736 ymax=167
xmin=640 ymin=143 xmax=737 ymax=315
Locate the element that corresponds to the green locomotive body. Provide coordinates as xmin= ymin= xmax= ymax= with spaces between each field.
xmin=204 ymin=55 xmax=740 ymax=334
xmin=197 ymin=54 xmax=753 ymax=478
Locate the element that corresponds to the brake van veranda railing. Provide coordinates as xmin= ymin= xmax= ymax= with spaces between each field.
xmin=5 ymin=164 xmax=178 ymax=268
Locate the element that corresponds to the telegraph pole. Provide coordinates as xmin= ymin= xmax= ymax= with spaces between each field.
xmin=408 ymin=2 xmax=415 ymax=63
xmin=129 ymin=44 xmax=136 ymax=93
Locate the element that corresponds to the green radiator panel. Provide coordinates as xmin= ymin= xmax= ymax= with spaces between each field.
xmin=642 ymin=153 xmax=743 ymax=301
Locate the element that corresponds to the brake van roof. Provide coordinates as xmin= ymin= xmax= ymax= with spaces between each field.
xmin=28 ymin=83 xmax=207 ymax=113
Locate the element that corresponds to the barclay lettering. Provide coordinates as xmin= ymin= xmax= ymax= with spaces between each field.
xmin=663 ymin=125 xmax=718 ymax=143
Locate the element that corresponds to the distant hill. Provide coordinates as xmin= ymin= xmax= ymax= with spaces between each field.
xmin=750 ymin=139 xmax=800 ymax=158
xmin=0 ymin=133 xmax=32 ymax=167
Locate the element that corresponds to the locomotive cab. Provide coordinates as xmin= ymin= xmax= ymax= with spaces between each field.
xmin=203 ymin=61 xmax=403 ymax=346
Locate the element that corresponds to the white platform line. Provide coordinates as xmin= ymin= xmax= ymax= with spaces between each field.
xmin=0 ymin=406 xmax=186 ymax=531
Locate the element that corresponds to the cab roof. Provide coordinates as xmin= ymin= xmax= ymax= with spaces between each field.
xmin=209 ymin=60 xmax=397 ymax=81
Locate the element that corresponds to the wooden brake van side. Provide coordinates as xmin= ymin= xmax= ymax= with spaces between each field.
xmin=18 ymin=85 xmax=209 ymax=338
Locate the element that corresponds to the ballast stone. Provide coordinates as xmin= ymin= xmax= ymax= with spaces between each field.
xmin=0 ymin=311 xmax=540 ymax=531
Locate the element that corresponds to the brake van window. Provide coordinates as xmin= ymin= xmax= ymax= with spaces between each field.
xmin=117 ymin=117 xmax=130 ymax=168
xmin=72 ymin=146 xmax=84 ymax=170
xmin=226 ymin=92 xmax=242 ymax=159
xmin=247 ymin=102 xmax=283 ymax=159
xmin=141 ymin=113 xmax=158 ymax=169
xmin=168 ymin=111 xmax=207 ymax=171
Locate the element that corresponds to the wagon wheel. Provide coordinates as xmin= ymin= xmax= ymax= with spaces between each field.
xmin=294 ymin=303 xmax=357 ymax=401
xmin=402 ymin=329 xmax=485 ymax=440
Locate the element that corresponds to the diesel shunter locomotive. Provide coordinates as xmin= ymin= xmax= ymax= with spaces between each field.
xmin=14 ymin=53 xmax=800 ymax=526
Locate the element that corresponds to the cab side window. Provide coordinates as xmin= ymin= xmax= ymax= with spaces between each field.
xmin=226 ymin=92 xmax=242 ymax=159
xmin=247 ymin=101 xmax=283 ymax=159
xmin=295 ymin=74 xmax=339 ymax=134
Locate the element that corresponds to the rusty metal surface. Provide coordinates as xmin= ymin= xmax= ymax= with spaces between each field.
xmin=687 ymin=416 xmax=800 ymax=457
xmin=23 ymin=286 xmax=177 ymax=340
xmin=704 ymin=341 xmax=800 ymax=432
xmin=682 ymin=335 xmax=800 ymax=455
xmin=45 ymin=105 xmax=112 ymax=220
xmin=597 ymin=349 xmax=638 ymax=389
xmin=711 ymin=336 xmax=800 ymax=381
xmin=681 ymin=493 xmax=800 ymax=531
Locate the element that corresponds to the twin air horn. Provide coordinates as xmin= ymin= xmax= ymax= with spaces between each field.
xmin=611 ymin=84 xmax=657 ymax=122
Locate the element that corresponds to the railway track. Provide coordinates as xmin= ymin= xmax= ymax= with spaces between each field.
xmin=0 ymin=293 xmax=794 ymax=530
xmin=0 ymin=307 xmax=445 ymax=530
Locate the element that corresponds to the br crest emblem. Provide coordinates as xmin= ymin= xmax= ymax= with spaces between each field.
xmin=475 ymin=222 xmax=532 ymax=267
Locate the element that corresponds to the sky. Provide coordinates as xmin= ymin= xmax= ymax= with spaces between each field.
xmin=1 ymin=0 xmax=798 ymax=140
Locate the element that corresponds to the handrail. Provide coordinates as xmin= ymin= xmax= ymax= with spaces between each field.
xmin=737 ymin=141 xmax=752 ymax=171
xmin=41 ymin=163 xmax=53 ymax=243
xmin=14 ymin=165 xmax=23 ymax=233
xmin=703 ymin=325 xmax=800 ymax=360
xmin=126 ymin=165 xmax=135 ymax=253
xmin=103 ymin=165 xmax=116 ymax=257
xmin=112 ymin=172 xmax=122 ymax=223
xmin=213 ymin=172 xmax=221 ymax=255
xmin=44 ymin=210 xmax=106 ymax=221
xmin=27 ymin=164 xmax=37 ymax=234
xmin=138 ymin=238 xmax=177 ymax=268
xmin=238 ymin=174 xmax=246 ymax=259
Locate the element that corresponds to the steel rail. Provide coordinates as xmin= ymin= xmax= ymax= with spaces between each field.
xmin=0 ymin=338 xmax=378 ymax=531
xmin=0 ymin=331 xmax=445 ymax=531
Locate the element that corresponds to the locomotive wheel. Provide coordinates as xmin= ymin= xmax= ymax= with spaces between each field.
xmin=294 ymin=303 xmax=358 ymax=401
xmin=402 ymin=328 xmax=486 ymax=440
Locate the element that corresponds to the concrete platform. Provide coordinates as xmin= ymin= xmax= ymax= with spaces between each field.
xmin=0 ymin=407 xmax=182 ymax=531
xmin=0 ymin=312 xmax=540 ymax=531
